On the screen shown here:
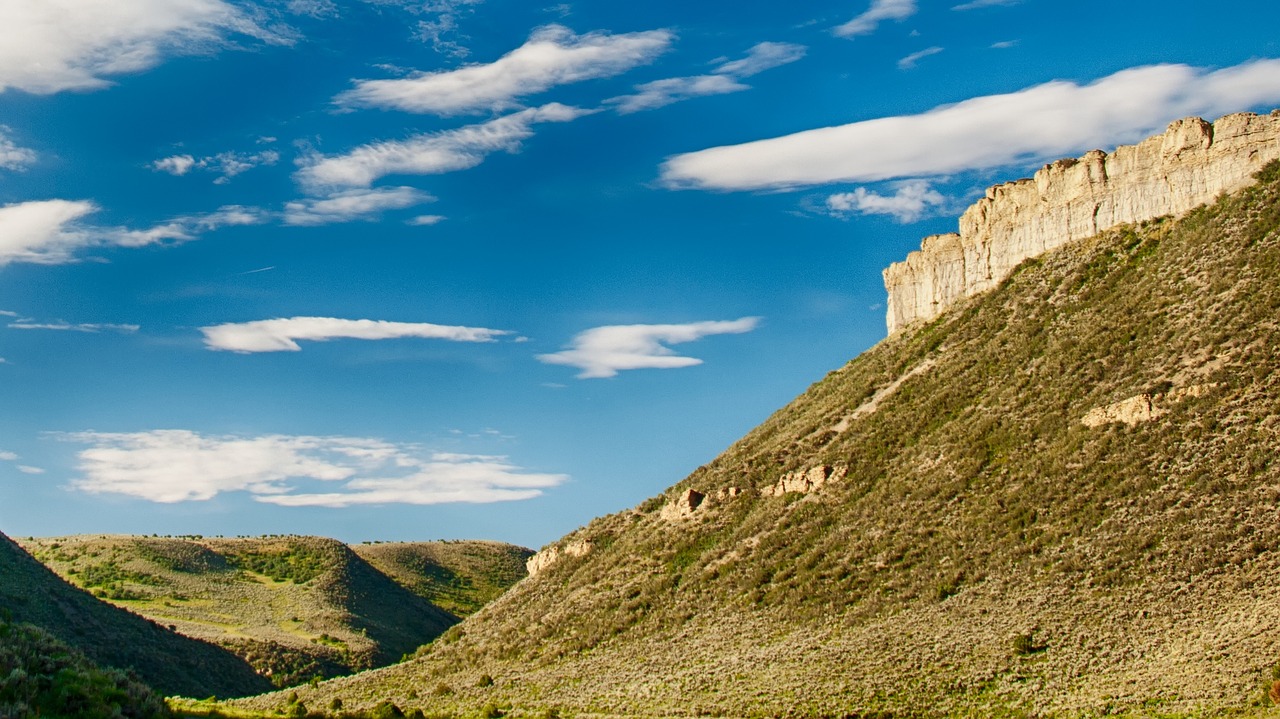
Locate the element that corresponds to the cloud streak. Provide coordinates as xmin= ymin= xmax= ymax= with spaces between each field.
xmin=295 ymin=103 xmax=591 ymax=191
xmin=834 ymin=0 xmax=917 ymax=38
xmin=897 ymin=46 xmax=943 ymax=70
xmin=607 ymin=41 xmax=805 ymax=114
xmin=0 ymin=199 xmax=266 ymax=265
xmin=66 ymin=430 xmax=567 ymax=505
xmin=538 ymin=317 xmax=760 ymax=378
xmin=660 ymin=59 xmax=1280 ymax=191
xmin=337 ymin=24 xmax=672 ymax=115
xmin=200 ymin=316 xmax=510 ymax=352
xmin=152 ymin=149 xmax=280 ymax=183
xmin=0 ymin=0 xmax=284 ymax=94
xmin=283 ymin=187 xmax=432 ymax=225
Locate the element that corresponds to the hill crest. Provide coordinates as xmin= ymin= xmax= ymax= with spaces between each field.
xmin=883 ymin=110 xmax=1280 ymax=332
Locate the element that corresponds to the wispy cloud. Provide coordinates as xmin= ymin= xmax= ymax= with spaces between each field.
xmin=826 ymin=180 xmax=948 ymax=222
xmin=897 ymin=46 xmax=943 ymax=70
xmin=609 ymin=75 xmax=747 ymax=114
xmin=66 ymin=430 xmax=567 ymax=505
xmin=17 ymin=465 xmax=45 ymax=475
xmin=0 ymin=0 xmax=286 ymax=95
xmin=660 ymin=58 xmax=1280 ymax=191
xmin=990 ymin=40 xmax=1019 ymax=49
xmin=295 ymin=103 xmax=591 ymax=191
xmin=0 ymin=451 xmax=17 ymax=461
xmin=0 ymin=127 xmax=36 ymax=171
xmin=337 ymin=24 xmax=672 ymax=115
xmin=408 ymin=214 xmax=447 ymax=226
xmin=0 ymin=199 xmax=266 ymax=265
xmin=412 ymin=0 xmax=485 ymax=58
xmin=538 ymin=317 xmax=760 ymax=378
xmin=834 ymin=0 xmax=917 ymax=38
xmin=953 ymin=0 xmax=1020 ymax=9
xmin=200 ymin=316 xmax=510 ymax=353
xmin=9 ymin=321 xmax=139 ymax=333
xmin=607 ymin=41 xmax=805 ymax=114
xmin=152 ymin=149 xmax=280 ymax=183
xmin=283 ymin=187 xmax=432 ymax=225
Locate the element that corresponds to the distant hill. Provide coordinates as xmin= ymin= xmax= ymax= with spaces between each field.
xmin=352 ymin=541 xmax=534 ymax=617
xmin=0 ymin=530 xmax=267 ymax=699
xmin=233 ymin=161 xmax=1280 ymax=716
xmin=19 ymin=535 xmax=530 ymax=688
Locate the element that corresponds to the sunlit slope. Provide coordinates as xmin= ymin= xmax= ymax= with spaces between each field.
xmin=240 ymin=164 xmax=1280 ymax=717
xmin=0 ymin=530 xmax=269 ymax=699
xmin=352 ymin=541 xmax=534 ymax=617
xmin=19 ymin=535 xmax=461 ymax=687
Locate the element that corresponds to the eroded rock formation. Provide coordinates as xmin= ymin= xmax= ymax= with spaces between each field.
xmin=883 ymin=111 xmax=1280 ymax=333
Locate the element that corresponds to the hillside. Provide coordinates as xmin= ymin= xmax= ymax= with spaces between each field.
xmin=0 ymin=618 xmax=169 ymax=719
xmin=17 ymin=535 xmax=464 ymax=687
xmin=0 ymin=530 xmax=268 ymax=699
xmin=234 ymin=160 xmax=1280 ymax=717
xmin=352 ymin=541 xmax=534 ymax=617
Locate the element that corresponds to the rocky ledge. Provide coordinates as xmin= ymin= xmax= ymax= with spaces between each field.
xmin=882 ymin=111 xmax=1280 ymax=333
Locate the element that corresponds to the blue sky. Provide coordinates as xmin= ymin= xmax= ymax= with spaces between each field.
xmin=1 ymin=0 xmax=1278 ymax=549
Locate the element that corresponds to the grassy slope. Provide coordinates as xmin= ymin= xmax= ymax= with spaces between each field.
xmin=0 ymin=619 xmax=170 ymax=719
xmin=17 ymin=536 xmax=528 ymax=689
xmin=0 ymin=531 xmax=269 ymax=699
xmin=239 ymin=165 xmax=1280 ymax=718
xmin=352 ymin=541 xmax=534 ymax=617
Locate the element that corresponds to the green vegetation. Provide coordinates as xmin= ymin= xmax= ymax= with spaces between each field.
xmin=353 ymin=541 xmax=533 ymax=617
xmin=0 ymin=531 xmax=268 ymax=699
xmin=0 ymin=618 xmax=170 ymax=719
xmin=228 ymin=164 xmax=1280 ymax=717
xmin=18 ymin=534 xmax=530 ymax=692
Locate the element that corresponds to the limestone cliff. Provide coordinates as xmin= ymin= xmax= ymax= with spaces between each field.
xmin=883 ymin=111 xmax=1280 ymax=333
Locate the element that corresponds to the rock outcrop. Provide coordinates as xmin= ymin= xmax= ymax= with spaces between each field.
xmin=660 ymin=489 xmax=707 ymax=521
xmin=766 ymin=464 xmax=847 ymax=497
xmin=883 ymin=111 xmax=1280 ymax=333
xmin=525 ymin=538 xmax=593 ymax=578
xmin=1081 ymin=384 xmax=1215 ymax=428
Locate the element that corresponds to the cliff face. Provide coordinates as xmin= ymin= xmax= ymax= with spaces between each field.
xmin=883 ymin=111 xmax=1280 ymax=333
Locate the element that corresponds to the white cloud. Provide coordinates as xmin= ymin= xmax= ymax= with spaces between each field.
xmin=537 ymin=317 xmax=760 ymax=379
xmin=0 ymin=199 xmax=98 ymax=265
xmin=296 ymin=103 xmax=591 ymax=191
xmin=953 ymin=0 xmax=1020 ymax=9
xmin=0 ymin=127 xmax=36 ymax=171
xmin=153 ymin=149 xmax=280 ymax=183
xmin=834 ymin=0 xmax=917 ymax=38
xmin=0 ymin=451 xmax=17 ymax=461
xmin=713 ymin=41 xmax=807 ymax=77
xmin=609 ymin=75 xmax=748 ymax=114
xmin=283 ymin=187 xmax=431 ymax=225
xmin=17 ymin=466 xmax=44 ymax=475
xmin=826 ymin=180 xmax=947 ymax=222
xmin=337 ymin=24 xmax=672 ymax=115
xmin=9 ymin=321 xmax=139 ymax=333
xmin=0 ymin=0 xmax=283 ymax=95
xmin=607 ymin=41 xmax=805 ymax=114
xmin=66 ymin=430 xmax=566 ymax=505
xmin=660 ymin=59 xmax=1280 ymax=192
xmin=153 ymin=154 xmax=196 ymax=175
xmin=990 ymin=40 xmax=1019 ymax=49
xmin=200 ymin=316 xmax=510 ymax=352
xmin=408 ymin=214 xmax=447 ymax=226
xmin=0 ymin=199 xmax=268 ymax=265
xmin=897 ymin=46 xmax=943 ymax=70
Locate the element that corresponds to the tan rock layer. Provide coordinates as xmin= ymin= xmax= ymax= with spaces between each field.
xmin=883 ymin=111 xmax=1280 ymax=333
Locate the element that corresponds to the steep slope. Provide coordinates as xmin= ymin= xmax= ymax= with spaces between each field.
xmin=19 ymin=535 xmax=460 ymax=687
xmin=0 ymin=618 xmax=169 ymax=719
xmin=241 ymin=162 xmax=1280 ymax=718
xmin=0 ymin=531 xmax=268 ymax=699
xmin=352 ymin=541 xmax=534 ymax=617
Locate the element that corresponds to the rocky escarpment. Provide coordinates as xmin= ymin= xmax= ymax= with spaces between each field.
xmin=883 ymin=110 xmax=1280 ymax=332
